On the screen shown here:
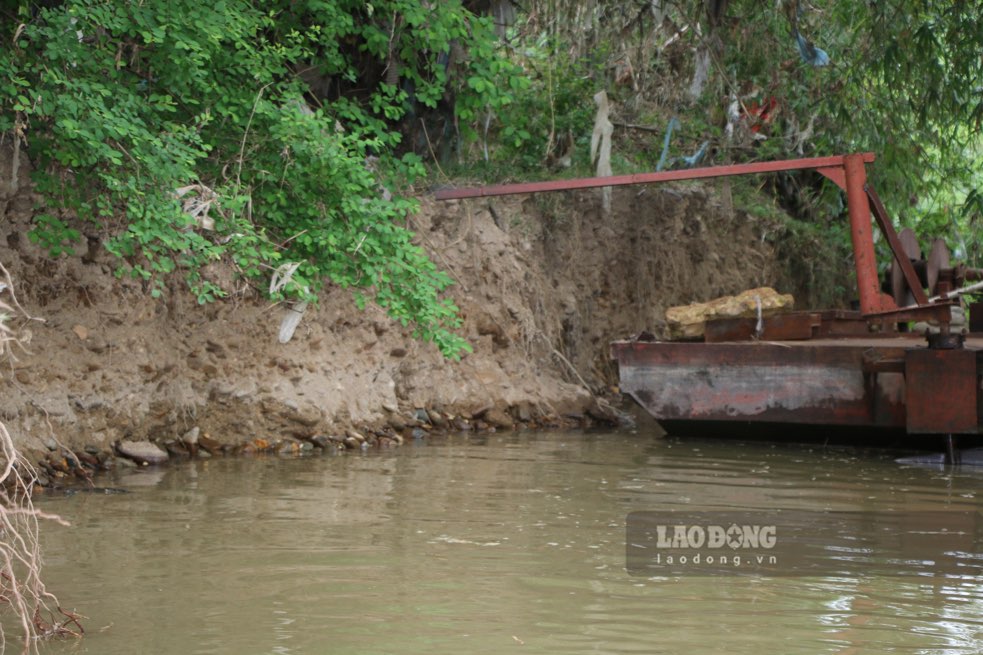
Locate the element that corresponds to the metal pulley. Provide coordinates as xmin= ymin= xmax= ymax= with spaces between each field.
xmin=885 ymin=232 xmax=967 ymax=348
xmin=887 ymin=231 xmax=963 ymax=302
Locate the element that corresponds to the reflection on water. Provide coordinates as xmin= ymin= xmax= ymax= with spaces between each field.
xmin=37 ymin=431 xmax=983 ymax=654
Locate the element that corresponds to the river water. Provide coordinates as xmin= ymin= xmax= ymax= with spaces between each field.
xmin=36 ymin=429 xmax=983 ymax=654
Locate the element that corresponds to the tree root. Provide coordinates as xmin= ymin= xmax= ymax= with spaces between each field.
xmin=0 ymin=265 xmax=80 ymax=652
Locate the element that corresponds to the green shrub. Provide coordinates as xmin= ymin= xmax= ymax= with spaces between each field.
xmin=1 ymin=0 xmax=520 ymax=358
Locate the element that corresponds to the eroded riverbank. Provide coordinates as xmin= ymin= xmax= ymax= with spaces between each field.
xmin=1 ymin=144 xmax=852 ymax=480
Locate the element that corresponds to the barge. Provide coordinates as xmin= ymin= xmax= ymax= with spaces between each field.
xmin=436 ymin=154 xmax=982 ymax=451
xmin=610 ymin=323 xmax=982 ymax=440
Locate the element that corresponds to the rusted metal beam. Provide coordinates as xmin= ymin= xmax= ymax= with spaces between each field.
xmin=844 ymin=154 xmax=893 ymax=315
xmin=434 ymin=153 xmax=876 ymax=200
xmin=703 ymin=313 xmax=821 ymax=342
xmin=440 ymin=152 xmax=959 ymax=331
xmin=814 ymin=310 xmax=880 ymax=337
xmin=866 ymin=187 xmax=930 ymax=306
xmin=862 ymin=303 xmax=953 ymax=324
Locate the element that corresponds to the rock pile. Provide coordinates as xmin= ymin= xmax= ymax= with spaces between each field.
xmin=32 ymin=401 xmax=618 ymax=489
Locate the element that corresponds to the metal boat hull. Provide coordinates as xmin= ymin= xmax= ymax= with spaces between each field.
xmin=611 ymin=337 xmax=982 ymax=436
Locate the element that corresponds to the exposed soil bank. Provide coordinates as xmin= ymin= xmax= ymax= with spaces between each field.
xmin=0 ymin=148 xmax=849 ymax=478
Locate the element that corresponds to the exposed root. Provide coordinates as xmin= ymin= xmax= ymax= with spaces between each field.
xmin=0 ymin=266 xmax=80 ymax=652
xmin=536 ymin=332 xmax=594 ymax=394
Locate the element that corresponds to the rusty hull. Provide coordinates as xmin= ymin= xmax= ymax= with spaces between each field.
xmin=610 ymin=337 xmax=983 ymax=435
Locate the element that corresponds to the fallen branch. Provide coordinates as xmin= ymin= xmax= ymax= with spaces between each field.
xmin=611 ymin=121 xmax=663 ymax=133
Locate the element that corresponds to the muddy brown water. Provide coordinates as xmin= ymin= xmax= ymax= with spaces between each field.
xmin=36 ymin=430 xmax=983 ymax=654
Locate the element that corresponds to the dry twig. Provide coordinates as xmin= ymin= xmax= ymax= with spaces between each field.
xmin=0 ymin=266 xmax=80 ymax=652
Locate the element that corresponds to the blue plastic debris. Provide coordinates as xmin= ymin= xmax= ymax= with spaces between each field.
xmin=656 ymin=117 xmax=679 ymax=172
xmin=794 ymin=28 xmax=830 ymax=66
xmin=681 ymin=140 xmax=709 ymax=167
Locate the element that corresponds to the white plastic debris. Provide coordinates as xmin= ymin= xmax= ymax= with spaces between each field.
xmin=278 ymin=301 xmax=308 ymax=344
